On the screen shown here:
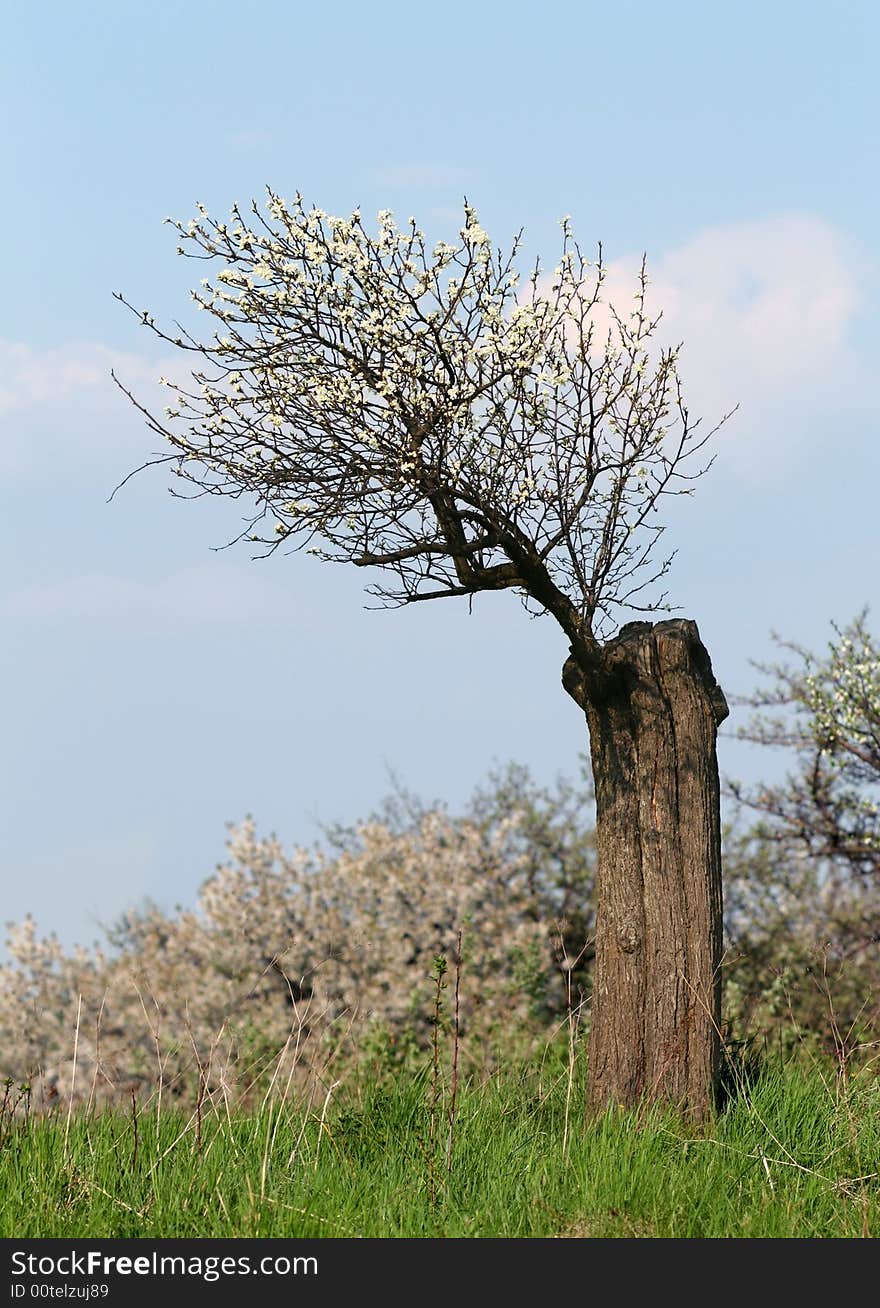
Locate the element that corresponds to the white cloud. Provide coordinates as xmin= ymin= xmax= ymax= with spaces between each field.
xmin=0 ymin=340 xmax=165 ymax=414
xmin=0 ymin=340 xmax=188 ymax=482
xmin=587 ymin=215 xmax=868 ymax=474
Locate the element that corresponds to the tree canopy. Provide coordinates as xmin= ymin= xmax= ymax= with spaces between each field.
xmin=115 ymin=196 xmax=729 ymax=647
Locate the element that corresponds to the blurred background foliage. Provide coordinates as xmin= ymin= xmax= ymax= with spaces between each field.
xmin=2 ymin=614 xmax=878 ymax=1107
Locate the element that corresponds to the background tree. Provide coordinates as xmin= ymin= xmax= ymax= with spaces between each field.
xmin=0 ymin=767 xmax=596 ymax=1108
xmin=726 ymin=613 xmax=880 ymax=1043
xmin=730 ymin=613 xmax=880 ymax=882
xmin=115 ymin=195 xmax=732 ymax=1118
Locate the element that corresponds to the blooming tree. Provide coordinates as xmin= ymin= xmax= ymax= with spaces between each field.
xmin=724 ymin=614 xmax=880 ymax=1048
xmin=0 ymin=790 xmax=584 ymax=1107
xmin=730 ymin=613 xmax=880 ymax=879
xmin=116 ymin=196 xmax=732 ymax=1118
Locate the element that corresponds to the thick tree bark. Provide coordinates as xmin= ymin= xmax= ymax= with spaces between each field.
xmin=563 ymin=618 xmax=728 ymax=1121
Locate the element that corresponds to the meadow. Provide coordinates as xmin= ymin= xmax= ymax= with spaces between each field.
xmin=2 ymin=756 xmax=879 ymax=1240
xmin=2 ymin=1042 xmax=877 ymax=1239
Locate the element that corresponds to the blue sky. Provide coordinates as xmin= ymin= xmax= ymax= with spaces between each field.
xmin=2 ymin=0 xmax=878 ymax=952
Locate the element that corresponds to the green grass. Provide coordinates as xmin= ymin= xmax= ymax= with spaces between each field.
xmin=2 ymin=1053 xmax=878 ymax=1238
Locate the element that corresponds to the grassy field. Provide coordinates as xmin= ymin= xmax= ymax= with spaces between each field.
xmin=2 ymin=1047 xmax=878 ymax=1238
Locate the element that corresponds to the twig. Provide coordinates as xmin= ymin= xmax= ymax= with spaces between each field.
xmin=86 ymin=991 xmax=108 ymax=1119
xmin=446 ymin=928 xmax=463 ymax=1177
xmin=63 ymin=994 xmax=83 ymax=1158
xmin=129 ymin=1087 xmax=139 ymax=1173
xmin=428 ymin=954 xmax=448 ymax=1209
xmin=313 ymin=1080 xmax=341 ymax=1175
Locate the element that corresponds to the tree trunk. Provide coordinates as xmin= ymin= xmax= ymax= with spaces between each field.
xmin=563 ymin=618 xmax=728 ymax=1121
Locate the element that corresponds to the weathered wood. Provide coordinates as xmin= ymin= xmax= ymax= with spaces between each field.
xmin=564 ymin=619 xmax=728 ymax=1120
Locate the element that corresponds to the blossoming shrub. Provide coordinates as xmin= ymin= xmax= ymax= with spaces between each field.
xmin=5 ymin=653 xmax=878 ymax=1115
xmin=0 ymin=767 xmax=596 ymax=1108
